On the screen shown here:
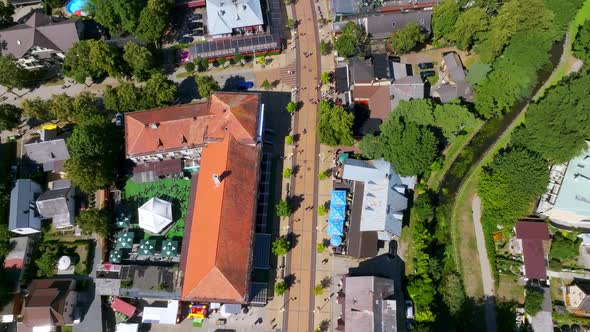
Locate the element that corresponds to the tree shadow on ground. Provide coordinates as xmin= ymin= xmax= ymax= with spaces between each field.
xmin=177 ymin=75 xmax=198 ymax=103
xmin=222 ymin=75 xmax=246 ymax=91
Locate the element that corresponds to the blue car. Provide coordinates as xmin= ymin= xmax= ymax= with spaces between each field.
xmin=237 ymin=81 xmax=254 ymax=90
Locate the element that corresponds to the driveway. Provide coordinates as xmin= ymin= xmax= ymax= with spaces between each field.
xmin=74 ymin=239 xmax=103 ymax=332
xmin=530 ymin=288 xmax=553 ymax=332
xmin=472 ymin=195 xmax=497 ymax=332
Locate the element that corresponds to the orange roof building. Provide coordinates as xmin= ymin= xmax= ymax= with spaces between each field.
xmin=124 ymin=92 xmax=263 ymax=304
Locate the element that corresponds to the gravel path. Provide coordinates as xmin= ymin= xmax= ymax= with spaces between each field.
xmin=472 ymin=195 xmax=497 ymax=332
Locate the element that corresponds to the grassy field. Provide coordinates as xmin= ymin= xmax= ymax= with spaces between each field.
xmin=453 ymin=169 xmax=484 ymax=298
xmin=124 ymin=178 xmax=191 ymax=239
xmin=497 ymin=274 xmax=524 ymax=304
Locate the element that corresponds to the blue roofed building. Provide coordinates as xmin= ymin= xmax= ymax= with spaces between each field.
xmin=9 ymin=179 xmax=43 ymax=235
xmin=341 ymin=158 xmax=415 ymax=240
xmin=538 ymin=141 xmax=590 ymax=226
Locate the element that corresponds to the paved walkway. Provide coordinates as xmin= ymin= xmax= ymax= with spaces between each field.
xmin=74 ymin=239 xmax=103 ymax=332
xmin=282 ymin=0 xmax=321 ymax=331
xmin=472 ymin=195 xmax=497 ymax=332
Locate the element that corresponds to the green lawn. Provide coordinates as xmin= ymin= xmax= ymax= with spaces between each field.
xmin=124 ymin=178 xmax=192 ymax=239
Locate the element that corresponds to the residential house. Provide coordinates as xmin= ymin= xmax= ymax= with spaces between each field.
xmin=9 ymin=179 xmax=43 ymax=235
xmin=124 ymin=93 xmax=264 ymax=304
xmin=352 ymin=84 xmax=392 ymax=135
xmin=142 ymin=300 xmax=179 ymax=324
xmin=35 ymin=179 xmax=76 ymax=229
xmin=360 ymin=10 xmax=432 ymax=40
xmin=342 ymin=276 xmax=398 ymax=332
xmin=4 ymin=237 xmax=33 ymax=292
xmin=564 ymin=281 xmax=590 ymax=317
xmin=329 ymin=0 xmax=438 ymax=21
xmin=341 ymin=158 xmax=415 ymax=248
xmin=432 ymin=52 xmax=473 ymax=103
xmin=537 ymin=142 xmax=590 ymax=226
xmin=391 ymin=75 xmax=425 ymax=105
xmin=0 ymin=11 xmax=85 ymax=69
xmin=19 ymin=278 xmax=78 ymax=332
xmin=515 ymin=221 xmax=550 ymax=280
xmin=23 ymin=127 xmax=70 ymax=174
xmin=205 ymin=0 xmax=264 ymax=37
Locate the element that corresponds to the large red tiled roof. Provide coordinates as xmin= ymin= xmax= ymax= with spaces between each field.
xmin=516 ymin=221 xmax=550 ymax=279
xmin=124 ymin=93 xmax=260 ymax=157
xmin=181 ymin=135 xmax=259 ymax=303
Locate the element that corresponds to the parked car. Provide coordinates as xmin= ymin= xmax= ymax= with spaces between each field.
xmin=418 ymin=62 xmax=434 ymax=69
xmin=405 ymin=300 xmax=414 ymax=320
xmin=561 ymin=325 xmax=571 ymax=332
xmin=189 ymin=22 xmax=203 ymax=29
xmin=420 ymin=70 xmax=436 ymax=78
xmin=571 ymin=324 xmax=581 ymax=332
xmin=189 ymin=13 xmax=202 ymax=20
xmin=237 ymin=81 xmax=254 ymax=90
xmin=192 ymin=29 xmax=205 ymax=36
xmin=115 ymin=113 xmax=123 ymax=127
xmin=177 ymin=36 xmax=193 ymax=43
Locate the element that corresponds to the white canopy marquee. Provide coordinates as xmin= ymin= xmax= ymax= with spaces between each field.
xmin=138 ymin=197 xmax=173 ymax=234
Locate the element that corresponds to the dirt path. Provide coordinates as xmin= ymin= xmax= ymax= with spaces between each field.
xmin=472 ymin=195 xmax=497 ymax=332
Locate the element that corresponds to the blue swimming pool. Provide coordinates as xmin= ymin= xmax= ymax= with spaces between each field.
xmin=65 ymin=0 xmax=88 ymax=16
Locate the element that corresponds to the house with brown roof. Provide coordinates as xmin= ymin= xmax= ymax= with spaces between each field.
xmin=125 ymin=92 xmax=262 ymax=183
xmin=564 ymin=281 xmax=590 ymax=317
xmin=515 ymin=221 xmax=550 ymax=280
xmin=19 ymin=278 xmax=78 ymax=332
xmin=124 ymin=92 xmax=264 ymax=304
xmin=0 ymin=11 xmax=85 ymax=69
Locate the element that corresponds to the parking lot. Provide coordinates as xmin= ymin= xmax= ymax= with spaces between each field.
xmin=167 ymin=6 xmax=207 ymax=45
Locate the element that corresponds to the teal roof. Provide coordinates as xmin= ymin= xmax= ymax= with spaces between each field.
xmin=553 ymin=143 xmax=590 ymax=219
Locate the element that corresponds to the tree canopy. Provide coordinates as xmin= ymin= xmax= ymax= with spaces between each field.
xmin=389 ymin=23 xmax=425 ymax=54
xmin=360 ymin=117 xmax=439 ymax=176
xmin=318 ymin=100 xmax=354 ymax=146
xmin=0 ymin=2 xmax=14 ymax=28
xmin=123 ymin=42 xmax=154 ymax=80
xmin=335 ymin=22 xmax=368 ymax=58
xmin=511 ymin=74 xmax=590 ymax=163
xmin=142 ymin=73 xmax=177 ymax=107
xmin=0 ymin=226 xmax=12 ymax=258
xmin=448 ymin=7 xmax=489 ymax=50
xmin=573 ymin=20 xmax=590 ymax=63
xmin=76 ymin=208 xmax=110 ymax=236
xmin=478 ymin=147 xmax=549 ymax=227
xmin=103 ymin=82 xmax=141 ymax=113
xmin=135 ymin=0 xmax=172 ymax=44
xmin=275 ymin=199 xmax=293 ymax=217
xmin=64 ymin=40 xmax=123 ymax=82
xmin=550 ymin=232 xmax=581 ymax=262
xmin=35 ymin=251 xmax=58 ymax=277
xmin=0 ymin=104 xmax=22 ymax=131
xmin=195 ymin=75 xmax=220 ymax=99
xmin=21 ymin=98 xmax=53 ymax=122
xmin=431 ymin=0 xmax=460 ymax=41
xmin=524 ymin=287 xmax=544 ymax=316
xmin=271 ymin=236 xmax=291 ymax=256
xmin=64 ymin=119 xmax=121 ymax=193
xmin=0 ymin=55 xmax=39 ymax=89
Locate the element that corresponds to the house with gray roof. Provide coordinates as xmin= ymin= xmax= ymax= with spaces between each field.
xmin=9 ymin=179 xmax=43 ymax=235
xmin=342 ymin=158 xmax=415 ymax=240
xmin=391 ymin=75 xmax=425 ymax=107
xmin=433 ymin=52 xmax=473 ymax=103
xmin=360 ymin=10 xmax=432 ymax=40
xmin=23 ymin=129 xmax=70 ymax=173
xmin=36 ymin=179 xmax=75 ymax=229
xmin=343 ymin=276 xmax=398 ymax=332
xmin=0 ymin=11 xmax=84 ymax=69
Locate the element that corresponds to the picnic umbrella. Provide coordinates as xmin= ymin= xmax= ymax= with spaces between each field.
xmin=328 ymin=206 xmax=345 ymax=221
xmin=138 ymin=239 xmax=156 ymax=256
xmin=330 ymin=235 xmax=343 ymax=247
xmin=330 ymin=190 xmax=347 ymax=208
xmin=116 ymin=212 xmax=131 ymax=228
xmin=327 ymin=222 xmax=343 ymax=236
xmin=161 ymin=240 xmax=178 ymax=257
xmin=109 ymin=250 xmax=122 ymax=263
xmin=116 ymin=232 xmax=135 ymax=249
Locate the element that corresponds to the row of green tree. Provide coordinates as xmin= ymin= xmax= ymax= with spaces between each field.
xmin=88 ymin=0 xmax=173 ymax=44
xmin=360 ymin=99 xmax=477 ymax=176
xmin=64 ymin=40 xmax=158 ymax=83
xmin=432 ymin=0 xmax=582 ymax=118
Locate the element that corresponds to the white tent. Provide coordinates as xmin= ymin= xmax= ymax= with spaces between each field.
xmin=115 ymin=323 xmax=139 ymax=332
xmin=57 ymin=256 xmax=71 ymax=270
xmin=220 ymin=304 xmax=241 ymax=317
xmin=138 ymin=197 xmax=173 ymax=234
xmin=142 ymin=300 xmax=179 ymax=324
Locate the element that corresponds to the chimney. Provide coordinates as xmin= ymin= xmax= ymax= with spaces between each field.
xmin=212 ymin=174 xmax=221 ymax=186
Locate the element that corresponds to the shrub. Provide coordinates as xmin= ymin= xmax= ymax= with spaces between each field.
xmin=275 ymin=281 xmax=287 ymax=295
xmin=524 ymin=287 xmax=544 ymax=316
xmin=286 ymin=101 xmax=297 ymax=114
xmin=272 ymin=236 xmax=291 ymax=256
xmin=318 ymin=205 xmax=327 ymax=216
xmin=285 ymin=135 xmax=294 ymax=145
xmin=184 ymin=61 xmax=195 ymax=72
xmin=276 ymin=199 xmax=293 ymax=217
xmin=317 ymin=243 xmax=325 ymax=253
xmin=318 ymin=170 xmax=328 ymax=180
xmin=314 ymin=284 xmax=324 ymax=295
xmin=283 ymin=168 xmax=293 ymax=178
